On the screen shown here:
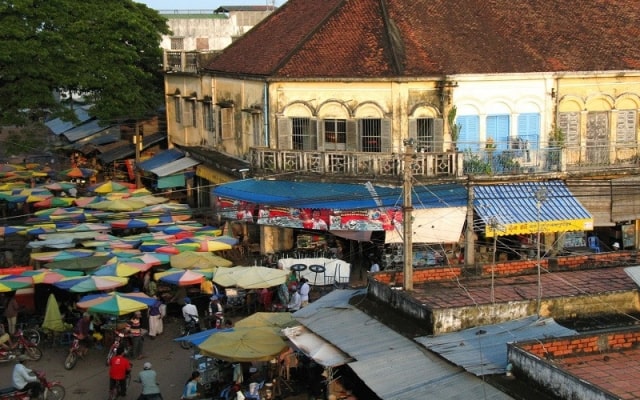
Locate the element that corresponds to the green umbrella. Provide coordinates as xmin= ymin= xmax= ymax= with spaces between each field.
xmin=44 ymin=255 xmax=112 ymax=271
xmin=42 ymin=293 xmax=69 ymax=332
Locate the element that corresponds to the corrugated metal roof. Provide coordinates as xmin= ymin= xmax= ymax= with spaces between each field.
xmin=44 ymin=107 xmax=92 ymax=135
xmin=98 ymin=142 xmax=134 ymax=164
xmin=149 ymin=157 xmax=199 ymax=177
xmin=138 ymin=148 xmax=184 ymax=172
xmin=62 ymin=120 xmax=112 ymax=143
xmin=294 ymin=290 xmax=514 ymax=400
xmin=415 ymin=316 xmax=577 ymax=376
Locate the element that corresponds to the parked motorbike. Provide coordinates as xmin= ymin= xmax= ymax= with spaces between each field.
xmin=178 ymin=316 xmax=201 ymax=350
xmin=106 ymin=330 xmax=131 ymax=366
xmin=63 ymin=334 xmax=84 ymax=370
xmin=0 ymin=371 xmax=65 ymax=400
xmin=0 ymin=330 xmax=43 ymax=363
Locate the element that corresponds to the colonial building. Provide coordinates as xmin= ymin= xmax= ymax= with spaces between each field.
xmin=162 ymin=0 xmax=640 ymax=261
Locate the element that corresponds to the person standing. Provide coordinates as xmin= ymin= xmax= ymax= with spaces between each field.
xmin=127 ymin=310 xmax=144 ymax=360
xmin=148 ymin=297 xmax=163 ymax=340
xmin=109 ymin=346 xmax=132 ymax=398
xmin=4 ymin=294 xmax=19 ymax=335
xmin=181 ymin=297 xmax=199 ymax=324
xmin=298 ymin=278 xmax=310 ymax=308
xmin=287 ymin=286 xmax=302 ymax=312
xmin=136 ymin=361 xmax=163 ymax=400
xmin=369 ymin=259 xmax=380 ymax=273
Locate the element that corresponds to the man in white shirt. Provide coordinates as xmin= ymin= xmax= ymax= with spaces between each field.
xmin=298 ymin=278 xmax=311 ymax=307
xmin=287 ymin=286 xmax=302 ymax=312
xmin=12 ymin=355 xmax=41 ymax=398
xmin=181 ymin=297 xmax=199 ymax=323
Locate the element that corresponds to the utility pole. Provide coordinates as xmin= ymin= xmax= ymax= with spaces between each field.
xmin=535 ymin=188 xmax=548 ymax=315
xmin=133 ymin=121 xmax=142 ymax=189
xmin=403 ymin=139 xmax=414 ymax=291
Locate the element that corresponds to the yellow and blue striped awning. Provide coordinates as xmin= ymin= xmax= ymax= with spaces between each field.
xmin=474 ymin=181 xmax=593 ymax=237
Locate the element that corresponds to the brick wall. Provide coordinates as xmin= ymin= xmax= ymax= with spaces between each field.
xmin=516 ymin=329 xmax=640 ymax=359
xmin=373 ymin=250 xmax=637 ymax=284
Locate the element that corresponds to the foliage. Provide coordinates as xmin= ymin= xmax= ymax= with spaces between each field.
xmin=447 ymin=105 xmax=461 ymax=145
xmin=548 ymin=126 xmax=565 ymax=148
xmin=0 ymin=0 xmax=170 ymax=125
xmin=463 ymin=150 xmax=491 ymax=175
xmin=3 ymin=124 xmax=48 ymax=156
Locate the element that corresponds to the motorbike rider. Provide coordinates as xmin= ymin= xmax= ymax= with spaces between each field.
xmin=109 ymin=346 xmax=132 ymax=397
xmin=12 ymin=354 xmax=42 ymax=398
xmin=136 ymin=361 xmax=163 ymax=400
xmin=73 ymin=312 xmax=92 ymax=357
xmin=181 ymin=297 xmax=199 ymax=328
xmin=0 ymin=322 xmax=14 ymax=351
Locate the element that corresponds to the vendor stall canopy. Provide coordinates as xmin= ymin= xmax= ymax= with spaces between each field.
xmin=213 ymin=180 xmax=467 ymax=210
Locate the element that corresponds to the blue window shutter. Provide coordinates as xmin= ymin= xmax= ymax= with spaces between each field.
xmin=517 ymin=113 xmax=540 ymax=149
xmin=457 ymin=115 xmax=479 ymax=151
xmin=487 ymin=115 xmax=510 ymax=150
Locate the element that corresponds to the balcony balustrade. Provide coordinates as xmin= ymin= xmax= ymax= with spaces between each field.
xmin=248 ymin=143 xmax=639 ymax=179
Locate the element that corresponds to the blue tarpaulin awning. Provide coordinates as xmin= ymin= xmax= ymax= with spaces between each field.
xmin=138 ymin=148 xmax=184 ymax=172
xmin=474 ymin=180 xmax=593 ymax=237
xmin=212 ymin=180 xmax=467 ymax=210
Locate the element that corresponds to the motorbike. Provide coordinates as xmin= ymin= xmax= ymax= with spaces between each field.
xmin=0 ymin=330 xmax=43 ymax=363
xmin=106 ymin=330 xmax=131 ymax=366
xmin=178 ymin=316 xmax=201 ymax=350
xmin=63 ymin=334 xmax=84 ymax=370
xmin=0 ymin=371 xmax=65 ymax=400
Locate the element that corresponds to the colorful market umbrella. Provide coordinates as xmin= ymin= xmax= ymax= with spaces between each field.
xmin=73 ymin=196 xmax=106 ymax=207
xmin=30 ymin=249 xmax=95 ymax=262
xmin=154 ymin=269 xmax=205 ymax=286
xmin=92 ymin=261 xmax=150 ymax=277
xmin=109 ymin=218 xmax=159 ymax=230
xmin=33 ymin=196 xmax=76 ymax=209
xmin=0 ymin=279 xmax=32 ymax=292
xmin=44 ymin=182 xmax=77 ymax=192
xmin=200 ymin=235 xmax=238 ymax=246
xmin=76 ymin=292 xmax=154 ymax=316
xmin=0 ymin=226 xmax=19 ymax=236
xmin=22 ymin=268 xmax=84 ymax=284
xmin=212 ymin=266 xmax=288 ymax=289
xmin=134 ymin=252 xmax=171 ymax=266
xmin=53 ymin=275 xmax=128 ymax=293
xmin=197 ymin=327 xmax=287 ymax=362
xmin=87 ymin=199 xmax=147 ymax=212
xmin=197 ymin=240 xmax=233 ymax=252
xmin=62 ymin=167 xmax=96 ymax=179
xmin=170 ymin=251 xmax=233 ymax=269
xmin=87 ymin=181 xmax=132 ymax=194
xmin=156 ymin=243 xmax=200 ymax=254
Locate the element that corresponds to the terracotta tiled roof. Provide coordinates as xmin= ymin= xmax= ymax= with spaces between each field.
xmin=204 ymin=0 xmax=640 ymax=78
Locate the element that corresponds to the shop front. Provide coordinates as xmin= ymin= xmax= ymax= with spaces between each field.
xmin=473 ymin=180 xmax=594 ymax=261
xmin=212 ymin=180 xmax=469 ymax=270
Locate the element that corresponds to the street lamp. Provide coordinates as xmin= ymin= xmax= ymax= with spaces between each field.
xmin=535 ymin=188 xmax=548 ymax=316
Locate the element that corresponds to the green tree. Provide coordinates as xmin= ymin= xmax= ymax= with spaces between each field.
xmin=0 ymin=0 xmax=170 ymax=125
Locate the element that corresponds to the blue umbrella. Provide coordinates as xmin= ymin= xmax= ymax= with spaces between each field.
xmin=173 ymin=328 xmax=232 ymax=346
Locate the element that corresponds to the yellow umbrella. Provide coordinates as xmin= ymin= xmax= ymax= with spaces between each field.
xmin=198 ymin=327 xmax=287 ymax=362
xmin=170 ymin=251 xmax=233 ymax=269
xmin=86 ymin=199 xmax=147 ymax=211
xmin=212 ymin=266 xmax=288 ymax=289
xmin=235 ymin=312 xmax=299 ymax=329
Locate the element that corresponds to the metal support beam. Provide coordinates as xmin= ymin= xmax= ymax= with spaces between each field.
xmin=403 ymin=140 xmax=414 ymax=291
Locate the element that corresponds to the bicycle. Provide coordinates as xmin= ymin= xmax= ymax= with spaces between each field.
xmin=106 ymin=330 xmax=131 ymax=366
